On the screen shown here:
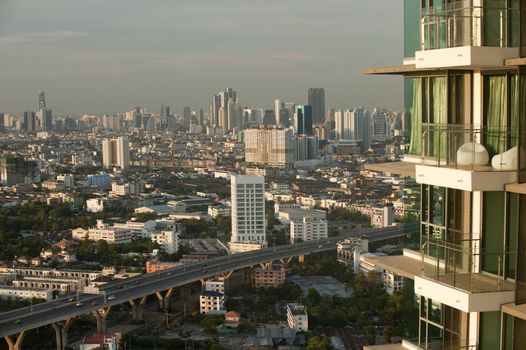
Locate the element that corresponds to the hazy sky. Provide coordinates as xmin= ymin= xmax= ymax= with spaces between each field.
xmin=0 ymin=0 xmax=403 ymax=116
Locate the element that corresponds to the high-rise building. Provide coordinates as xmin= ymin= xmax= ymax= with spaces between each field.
xmin=211 ymin=88 xmax=237 ymax=130
xmin=292 ymin=135 xmax=319 ymax=161
xmin=293 ymin=105 xmax=313 ymax=135
xmin=230 ymin=175 xmax=266 ymax=246
xmin=244 ymin=128 xmax=294 ymax=167
xmin=102 ymin=136 xmax=130 ymax=169
xmin=274 ymin=99 xmax=282 ymax=125
xmin=23 ymin=111 xmax=36 ymax=132
xmin=362 ymin=1 xmax=526 ymax=349
xmin=37 ymin=90 xmax=46 ymax=110
xmin=183 ymin=107 xmax=191 ymax=128
xmin=334 ymin=109 xmax=352 ymax=140
xmin=308 ymin=88 xmax=325 ymax=124
xmin=103 ymin=114 xmax=121 ymax=131
xmin=370 ymin=108 xmax=392 ymax=142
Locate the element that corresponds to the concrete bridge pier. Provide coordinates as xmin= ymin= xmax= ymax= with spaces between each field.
xmin=4 ymin=332 xmax=25 ymax=350
xmin=129 ymin=296 xmax=147 ymax=322
xmin=299 ymin=255 xmax=305 ymax=263
xmin=92 ymin=306 xmax=112 ymax=334
xmin=156 ymin=288 xmax=174 ymax=311
xmin=52 ymin=318 xmax=73 ymax=350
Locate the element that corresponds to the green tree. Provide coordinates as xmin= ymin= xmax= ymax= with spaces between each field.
xmin=307 ymin=336 xmax=333 ymax=350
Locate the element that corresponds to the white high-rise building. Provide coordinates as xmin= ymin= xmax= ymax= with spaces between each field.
xmin=244 ymin=128 xmax=294 ymax=167
xmin=102 ymin=136 xmax=130 ymax=169
xmin=230 ymin=175 xmax=266 ymax=247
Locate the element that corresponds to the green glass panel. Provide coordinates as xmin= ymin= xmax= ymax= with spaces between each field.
xmin=404 ymin=0 xmax=421 ymax=57
xmin=480 ymin=311 xmax=501 ymax=350
xmin=482 ymin=192 xmax=505 ymax=275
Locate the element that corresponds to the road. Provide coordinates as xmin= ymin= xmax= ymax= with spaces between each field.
xmin=0 ymin=225 xmax=414 ymax=338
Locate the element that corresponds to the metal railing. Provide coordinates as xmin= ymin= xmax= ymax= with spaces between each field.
xmin=420 ymin=124 xmax=517 ymax=171
xmin=420 ymin=238 xmax=515 ymax=293
xmin=421 ymin=2 xmax=519 ymax=50
xmin=405 ymin=337 xmax=478 ymax=350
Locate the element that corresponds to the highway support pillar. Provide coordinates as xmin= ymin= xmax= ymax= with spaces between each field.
xmin=280 ymin=257 xmax=294 ymax=266
xmin=129 ymin=296 xmax=147 ymax=323
xmin=298 ymin=255 xmax=305 ymax=263
xmin=52 ymin=318 xmax=73 ymax=350
xmin=156 ymin=288 xmax=174 ymax=311
xmin=4 ymin=332 xmax=25 ymax=350
xmin=92 ymin=306 xmax=112 ymax=334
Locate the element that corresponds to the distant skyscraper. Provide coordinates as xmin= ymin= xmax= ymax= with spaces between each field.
xmin=211 ymin=88 xmax=237 ymax=131
xmin=183 ymin=107 xmax=191 ymax=128
xmin=38 ymin=90 xmax=46 ymax=110
xmin=370 ymin=108 xmax=392 ymax=142
xmin=293 ymin=105 xmax=313 ymax=135
xmin=102 ymin=136 xmax=130 ymax=169
xmin=351 ymin=107 xmax=371 ymax=150
xmin=230 ymin=175 xmax=266 ymax=244
xmin=244 ymin=128 xmax=294 ymax=167
xmin=292 ymin=135 xmax=319 ymax=161
xmin=274 ymin=99 xmax=283 ymax=125
xmin=103 ymin=114 xmax=121 ymax=131
xmin=23 ymin=111 xmax=36 ymax=132
xmin=308 ymin=88 xmax=325 ymax=124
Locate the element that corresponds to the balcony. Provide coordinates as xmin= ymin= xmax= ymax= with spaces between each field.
xmin=415 ymin=2 xmax=519 ymax=69
xmin=406 ymin=125 xmax=519 ymax=191
xmin=416 ymin=238 xmax=515 ymax=313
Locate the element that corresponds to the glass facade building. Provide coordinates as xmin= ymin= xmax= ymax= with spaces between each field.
xmin=365 ymin=0 xmax=526 ymax=349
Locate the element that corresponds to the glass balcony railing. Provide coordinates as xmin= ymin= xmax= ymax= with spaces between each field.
xmin=421 ymin=2 xmax=519 ymax=50
xmin=419 ymin=124 xmax=520 ymax=171
xmin=420 ymin=238 xmax=515 ymax=293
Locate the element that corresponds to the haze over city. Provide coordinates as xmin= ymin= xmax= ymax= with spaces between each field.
xmin=0 ymin=0 xmax=403 ymax=115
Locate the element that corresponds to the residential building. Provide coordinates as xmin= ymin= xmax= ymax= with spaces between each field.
xmin=244 ymin=128 xmax=294 ymax=167
xmin=0 ymin=286 xmax=53 ymax=301
xmin=0 ymin=157 xmax=41 ymax=185
xmin=254 ymin=263 xmax=286 ymax=288
xmin=79 ymin=334 xmax=118 ymax=350
xmin=337 ymin=237 xmax=369 ymax=265
xmin=205 ymin=277 xmax=225 ymax=294
xmin=363 ymin=1 xmax=526 ymax=348
xmin=150 ymin=230 xmax=179 ymax=254
xmin=286 ymin=303 xmax=308 ymax=332
xmin=370 ymin=206 xmax=395 ymax=228
xmin=230 ymin=175 xmax=266 ymax=252
xmin=86 ymin=198 xmax=106 ymax=213
xmin=200 ymin=290 xmax=226 ymax=315
xmin=290 ymin=217 xmax=328 ymax=243
xmin=102 ymin=136 xmax=129 ymax=169
xmin=208 ymin=204 xmax=231 ymax=219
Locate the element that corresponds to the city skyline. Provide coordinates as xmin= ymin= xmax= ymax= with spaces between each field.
xmin=0 ymin=0 xmax=403 ymax=115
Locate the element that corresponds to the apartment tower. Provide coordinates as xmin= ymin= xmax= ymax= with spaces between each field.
xmin=364 ymin=0 xmax=526 ymax=349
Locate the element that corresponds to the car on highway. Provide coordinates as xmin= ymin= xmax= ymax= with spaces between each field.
xmin=75 ymin=302 xmax=83 ymax=307
xmin=108 ymin=295 xmax=115 ymax=300
xmin=91 ymin=301 xmax=98 ymax=306
xmin=118 ymin=285 xmax=124 ymax=289
xmin=14 ymin=319 xmax=23 ymax=325
xmin=68 ymin=297 xmax=75 ymax=302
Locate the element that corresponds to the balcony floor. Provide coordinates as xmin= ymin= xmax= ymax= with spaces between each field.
xmin=425 ymin=272 xmax=515 ymax=294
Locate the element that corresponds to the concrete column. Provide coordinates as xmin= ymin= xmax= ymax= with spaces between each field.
xmin=155 ymin=288 xmax=174 ymax=310
xmin=4 ymin=331 xmax=25 ymax=350
xmin=129 ymin=295 xmax=147 ymax=323
xmin=52 ymin=318 xmax=73 ymax=350
xmin=92 ymin=306 xmax=112 ymax=334
xmin=298 ymin=255 xmax=305 ymax=263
